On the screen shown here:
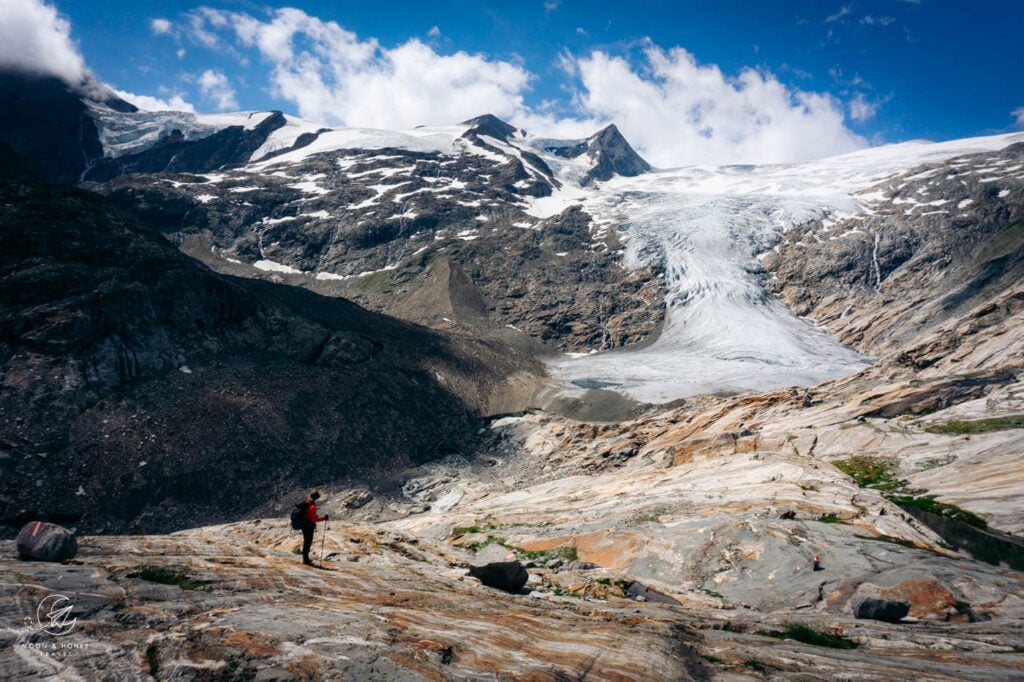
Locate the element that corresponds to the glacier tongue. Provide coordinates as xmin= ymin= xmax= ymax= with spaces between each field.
xmin=549 ymin=132 xmax=1024 ymax=403
xmin=553 ymin=180 xmax=869 ymax=403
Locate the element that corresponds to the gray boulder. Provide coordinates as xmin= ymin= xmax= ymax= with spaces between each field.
xmin=852 ymin=595 xmax=910 ymax=623
xmin=17 ymin=521 xmax=78 ymax=562
xmin=468 ymin=543 xmax=528 ymax=593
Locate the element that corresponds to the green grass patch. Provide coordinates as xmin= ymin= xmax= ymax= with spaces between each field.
xmin=925 ymin=415 xmax=1024 ymax=435
xmin=816 ymin=513 xmax=843 ymax=524
xmin=354 ymin=269 xmax=396 ymax=294
xmin=465 ymin=536 xmax=578 ymax=563
xmin=833 ymin=456 xmax=902 ymax=491
xmin=890 ymin=495 xmax=988 ymax=528
xmin=451 ymin=526 xmax=483 ymax=536
xmin=136 ymin=565 xmax=208 ymax=591
xmin=854 ymin=533 xmax=919 ymax=549
xmin=779 ymin=623 xmax=859 ymax=649
xmin=835 ymin=455 xmax=989 ymax=530
xmin=461 ymin=536 xmax=509 ymax=553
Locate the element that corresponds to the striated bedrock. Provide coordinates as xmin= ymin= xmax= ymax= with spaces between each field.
xmin=2 ymin=519 xmax=1023 ymax=680
xmin=0 ymin=524 xmax=709 ymax=681
xmin=0 ymin=171 xmax=544 ymax=533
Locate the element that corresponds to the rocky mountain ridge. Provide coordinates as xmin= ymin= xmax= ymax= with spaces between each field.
xmin=0 ymin=164 xmax=544 ymax=533
xmin=91 ymin=107 xmax=665 ymax=352
xmin=762 ymin=142 xmax=1024 ymax=363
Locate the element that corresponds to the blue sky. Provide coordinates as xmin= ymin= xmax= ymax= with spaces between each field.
xmin=4 ymin=0 xmax=1023 ymax=166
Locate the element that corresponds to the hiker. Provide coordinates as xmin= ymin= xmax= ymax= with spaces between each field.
xmin=300 ymin=490 xmax=329 ymax=566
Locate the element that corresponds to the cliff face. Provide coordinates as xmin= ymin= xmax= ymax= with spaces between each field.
xmin=0 ymin=73 xmax=107 ymax=184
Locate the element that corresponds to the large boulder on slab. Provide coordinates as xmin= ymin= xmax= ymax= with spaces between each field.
xmin=468 ymin=543 xmax=528 ymax=593
xmin=16 ymin=521 xmax=78 ymax=562
xmin=851 ymin=595 xmax=911 ymax=623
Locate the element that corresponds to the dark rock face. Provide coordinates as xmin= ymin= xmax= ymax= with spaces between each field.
xmin=97 ymin=130 xmax=665 ymax=352
xmin=0 ymin=73 xmax=107 ymax=184
xmin=462 ymin=114 xmax=518 ymax=142
xmin=0 ymin=174 xmax=541 ymax=532
xmin=0 ymin=85 xmax=663 ymax=351
xmin=547 ymin=124 xmax=652 ymax=185
xmin=16 ymin=521 xmax=78 ymax=562
xmin=625 ymin=581 xmax=682 ymax=605
xmin=579 ymin=124 xmax=652 ymax=185
xmin=852 ymin=595 xmax=911 ymax=623
xmin=467 ymin=543 xmax=529 ymax=592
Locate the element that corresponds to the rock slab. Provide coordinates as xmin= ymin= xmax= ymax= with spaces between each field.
xmin=16 ymin=521 xmax=78 ymax=562
xmin=852 ymin=595 xmax=911 ymax=623
xmin=468 ymin=543 xmax=528 ymax=593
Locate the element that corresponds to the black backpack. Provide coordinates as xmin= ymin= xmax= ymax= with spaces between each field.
xmin=290 ymin=501 xmax=311 ymax=530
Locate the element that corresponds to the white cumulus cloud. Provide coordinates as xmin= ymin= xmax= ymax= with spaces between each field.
xmin=0 ymin=0 xmax=87 ymax=85
xmin=150 ymin=18 xmax=173 ymax=35
xmin=1013 ymin=108 xmax=1024 ymax=129
xmin=566 ymin=46 xmax=865 ymax=166
xmin=849 ymin=93 xmax=879 ymax=122
xmin=186 ymin=7 xmax=865 ymax=166
xmin=197 ymin=69 xmax=238 ymax=111
xmin=192 ymin=7 xmax=531 ymax=130
xmin=112 ymin=88 xmax=196 ymax=113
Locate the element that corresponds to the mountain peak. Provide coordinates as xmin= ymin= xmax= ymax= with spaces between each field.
xmin=541 ymin=123 xmax=650 ymax=185
xmin=461 ymin=113 xmax=518 ymax=141
xmin=592 ymin=123 xmax=623 ymax=140
xmin=582 ymin=123 xmax=651 ymax=185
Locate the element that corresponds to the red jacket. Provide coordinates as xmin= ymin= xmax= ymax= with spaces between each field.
xmin=306 ymin=500 xmax=326 ymax=525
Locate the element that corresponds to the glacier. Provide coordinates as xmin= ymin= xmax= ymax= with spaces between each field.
xmin=544 ymin=133 xmax=1024 ymax=404
xmin=91 ymin=100 xmax=1021 ymax=404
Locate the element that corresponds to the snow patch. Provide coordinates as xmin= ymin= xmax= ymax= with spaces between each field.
xmin=255 ymin=260 xmax=304 ymax=274
xmin=289 ymin=181 xmax=330 ymax=196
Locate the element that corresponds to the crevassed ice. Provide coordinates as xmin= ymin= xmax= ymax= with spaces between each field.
xmin=548 ymin=133 xmax=1024 ymax=403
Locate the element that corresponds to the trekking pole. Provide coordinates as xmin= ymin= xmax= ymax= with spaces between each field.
xmin=320 ymin=516 xmax=328 ymax=568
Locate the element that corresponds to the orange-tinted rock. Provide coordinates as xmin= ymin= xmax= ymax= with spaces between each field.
xmin=574 ymin=530 xmax=645 ymax=570
xmin=881 ymin=579 xmax=958 ymax=619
